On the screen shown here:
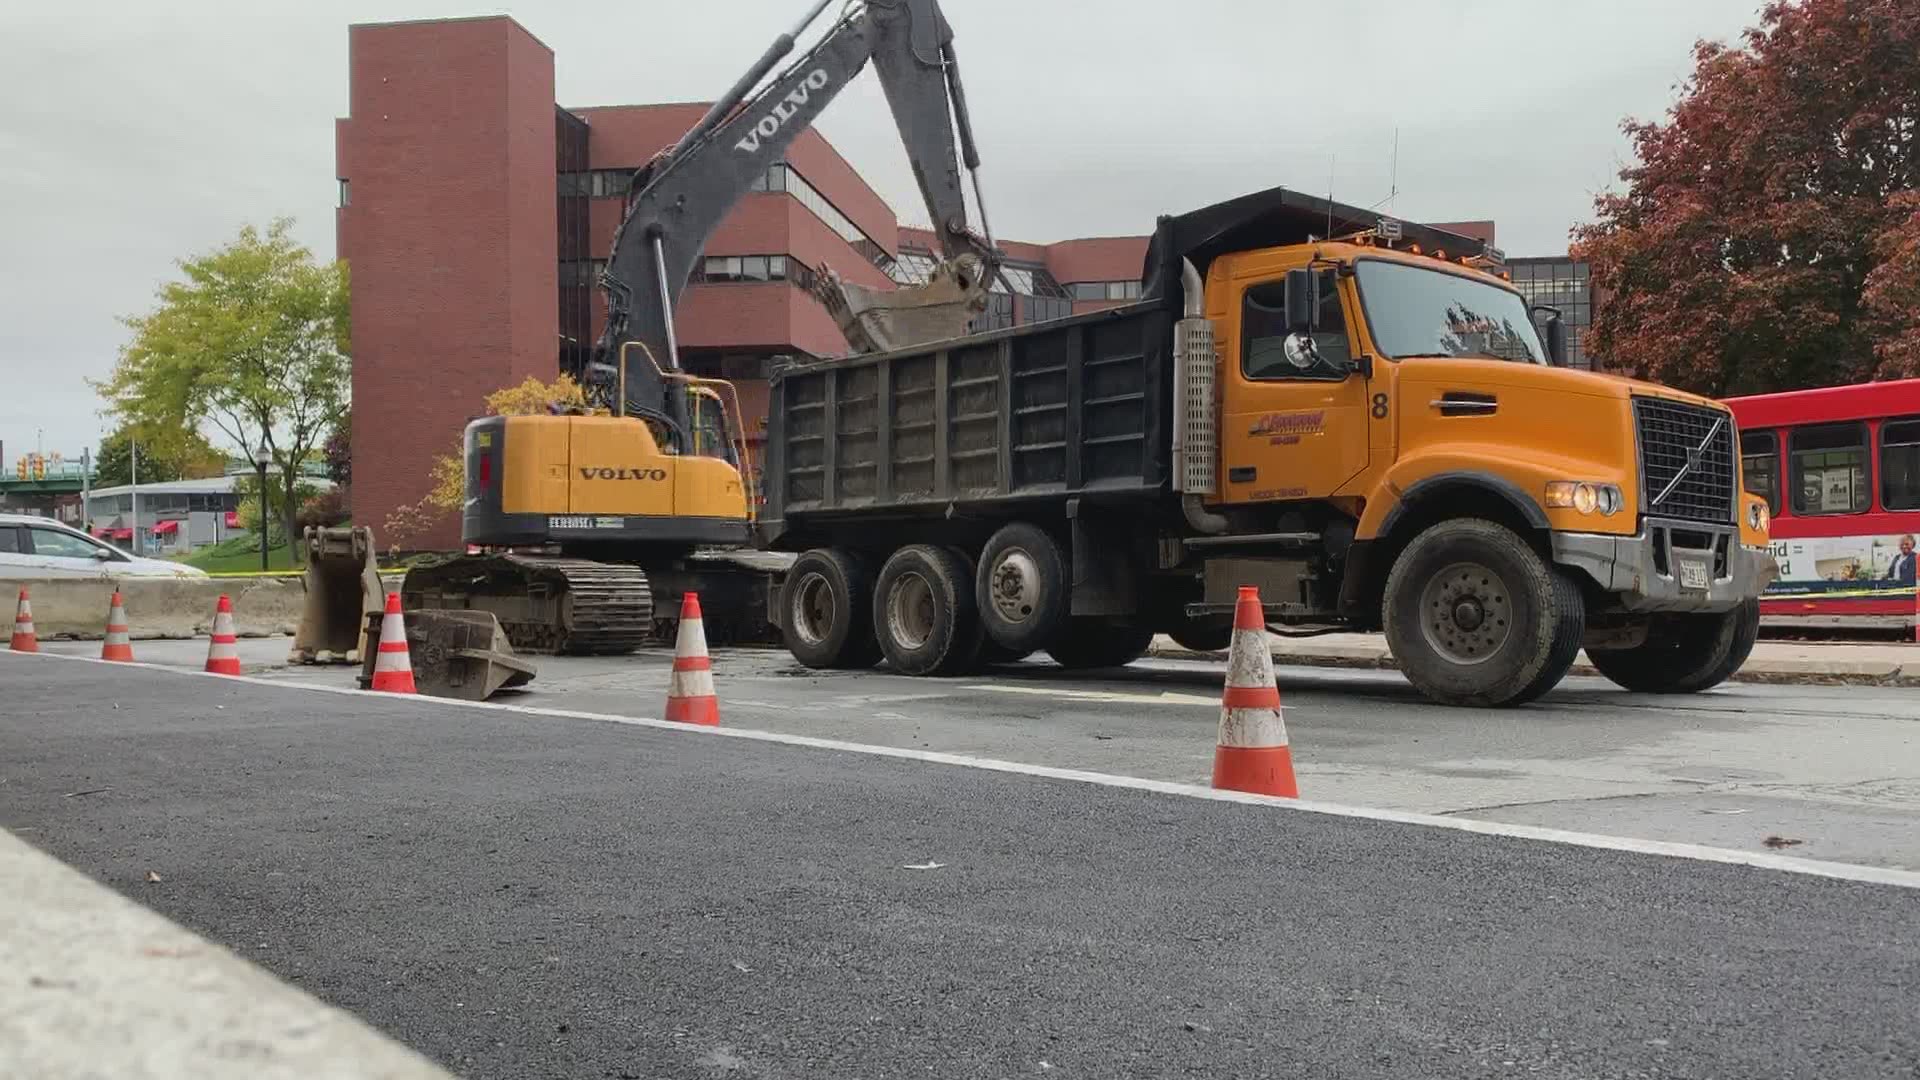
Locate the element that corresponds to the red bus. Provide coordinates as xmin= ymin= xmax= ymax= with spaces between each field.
xmin=1725 ymin=379 xmax=1920 ymax=629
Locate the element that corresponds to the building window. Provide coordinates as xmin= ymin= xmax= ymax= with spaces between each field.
xmin=1740 ymin=430 xmax=1779 ymax=514
xmin=1881 ymin=417 xmax=1920 ymax=511
xmin=557 ymin=169 xmax=638 ymax=200
xmin=559 ymin=259 xmax=607 ymax=288
xmin=1790 ymin=422 xmax=1870 ymax=515
xmin=691 ymin=254 xmax=818 ymax=294
xmin=1067 ymin=280 xmax=1141 ymax=301
xmin=337 ymin=179 xmax=350 ymax=208
xmin=890 ymin=250 xmax=940 ymax=286
xmin=1508 ymin=257 xmax=1593 ymax=369
xmin=1022 ymin=295 xmax=1072 ymax=324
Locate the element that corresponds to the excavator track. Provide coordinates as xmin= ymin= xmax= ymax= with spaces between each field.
xmin=402 ymin=555 xmax=654 ymax=656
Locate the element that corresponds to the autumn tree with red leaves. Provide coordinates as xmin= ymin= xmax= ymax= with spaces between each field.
xmin=1573 ymin=0 xmax=1920 ymax=395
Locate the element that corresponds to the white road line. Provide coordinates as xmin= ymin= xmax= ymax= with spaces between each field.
xmin=9 ymin=650 xmax=1920 ymax=890
xmin=966 ymin=684 xmax=1221 ymax=706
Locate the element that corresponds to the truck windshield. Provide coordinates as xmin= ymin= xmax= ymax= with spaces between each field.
xmin=1355 ymin=259 xmax=1546 ymax=364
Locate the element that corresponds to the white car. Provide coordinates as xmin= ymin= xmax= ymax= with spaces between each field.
xmin=0 ymin=513 xmax=208 ymax=580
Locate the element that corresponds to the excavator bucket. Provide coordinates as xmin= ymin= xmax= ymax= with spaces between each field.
xmin=814 ymin=254 xmax=991 ymax=355
xmin=290 ymin=526 xmax=386 ymax=665
xmin=356 ymin=608 xmax=537 ymax=701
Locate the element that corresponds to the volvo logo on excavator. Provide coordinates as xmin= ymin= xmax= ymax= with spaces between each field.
xmin=734 ymin=69 xmax=832 ymax=154
xmin=579 ymin=467 xmax=668 ymax=481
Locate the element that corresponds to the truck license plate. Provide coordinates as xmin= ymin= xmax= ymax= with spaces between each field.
xmin=1676 ymin=554 xmax=1710 ymax=591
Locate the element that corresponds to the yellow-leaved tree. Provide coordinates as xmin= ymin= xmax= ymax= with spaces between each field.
xmin=384 ymin=374 xmax=600 ymax=551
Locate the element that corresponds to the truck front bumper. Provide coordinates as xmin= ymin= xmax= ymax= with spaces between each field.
xmin=1551 ymin=519 xmax=1778 ymax=614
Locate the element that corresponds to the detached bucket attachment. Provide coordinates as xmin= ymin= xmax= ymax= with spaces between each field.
xmin=813 ymin=254 xmax=990 ymax=355
xmin=357 ymin=607 xmax=537 ymax=701
xmin=292 ymin=526 xmax=385 ymax=664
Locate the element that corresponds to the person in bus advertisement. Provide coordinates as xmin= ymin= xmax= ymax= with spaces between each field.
xmin=1891 ymin=535 xmax=1917 ymax=586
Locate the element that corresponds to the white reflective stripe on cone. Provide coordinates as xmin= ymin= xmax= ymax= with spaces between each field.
xmin=668 ymin=668 xmax=716 ymax=698
xmin=1219 ymin=707 xmax=1288 ymax=749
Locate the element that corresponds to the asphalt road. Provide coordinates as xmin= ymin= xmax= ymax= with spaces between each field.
xmin=3 ymin=656 xmax=1918 ymax=1079
xmin=56 ymin=635 xmax=1920 ymax=871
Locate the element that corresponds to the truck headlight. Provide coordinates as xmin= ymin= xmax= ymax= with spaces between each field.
xmin=1545 ymin=481 xmax=1623 ymax=516
xmin=1747 ymin=500 xmax=1769 ymax=532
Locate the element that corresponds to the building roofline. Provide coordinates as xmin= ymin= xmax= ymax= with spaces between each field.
xmin=347 ymin=14 xmax=553 ymax=53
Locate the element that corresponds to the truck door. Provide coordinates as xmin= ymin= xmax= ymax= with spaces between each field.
xmin=1222 ymin=270 xmax=1370 ymax=502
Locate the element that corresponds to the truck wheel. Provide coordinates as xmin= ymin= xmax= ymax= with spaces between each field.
xmin=1587 ymin=599 xmax=1760 ymax=694
xmin=1047 ymin=619 xmax=1155 ymax=670
xmin=1383 ymin=519 xmax=1585 ymax=707
xmin=1166 ymin=616 xmax=1233 ymax=653
xmin=975 ymin=522 xmax=1070 ymax=654
xmin=781 ymin=549 xmax=882 ymax=669
xmin=873 ymin=545 xmax=985 ymax=676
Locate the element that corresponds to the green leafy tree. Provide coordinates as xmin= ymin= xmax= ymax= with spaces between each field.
xmin=97 ymin=219 xmax=349 ymax=563
xmin=92 ymin=425 xmax=226 ymax=488
xmin=1572 ymin=0 xmax=1920 ymax=395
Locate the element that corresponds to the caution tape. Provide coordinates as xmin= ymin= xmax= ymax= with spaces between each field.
xmin=1766 ymin=585 xmax=1916 ymax=601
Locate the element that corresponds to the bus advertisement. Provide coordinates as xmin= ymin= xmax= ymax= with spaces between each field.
xmin=1725 ymin=378 xmax=1920 ymax=628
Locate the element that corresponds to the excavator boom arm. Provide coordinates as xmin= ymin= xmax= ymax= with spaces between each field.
xmin=593 ymin=0 xmax=999 ymax=424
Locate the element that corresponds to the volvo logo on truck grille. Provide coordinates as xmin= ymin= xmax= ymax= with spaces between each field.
xmin=1652 ymin=414 xmax=1726 ymax=507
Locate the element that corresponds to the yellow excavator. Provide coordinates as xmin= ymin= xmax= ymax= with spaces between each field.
xmin=399 ymin=0 xmax=1002 ymax=652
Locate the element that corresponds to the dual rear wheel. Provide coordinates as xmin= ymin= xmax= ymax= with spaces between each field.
xmin=780 ymin=523 xmax=1151 ymax=675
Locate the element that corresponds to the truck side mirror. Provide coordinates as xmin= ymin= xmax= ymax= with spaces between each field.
xmin=1530 ymin=304 xmax=1568 ymax=367
xmin=1284 ymin=268 xmax=1320 ymax=333
xmin=1545 ymin=314 xmax=1568 ymax=367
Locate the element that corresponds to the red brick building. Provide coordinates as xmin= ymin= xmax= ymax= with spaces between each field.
xmin=337 ymin=16 xmax=1503 ymax=548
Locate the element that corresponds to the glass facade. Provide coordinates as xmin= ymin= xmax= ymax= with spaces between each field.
xmin=1507 ymin=256 xmax=1593 ymax=370
xmin=555 ymin=108 xmax=594 ymax=379
xmin=890 ymin=247 xmax=1070 ymax=329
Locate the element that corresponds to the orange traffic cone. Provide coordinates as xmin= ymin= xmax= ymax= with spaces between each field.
xmin=101 ymin=591 xmax=134 ymax=662
xmin=1211 ymin=585 xmax=1298 ymax=798
xmin=10 ymin=588 xmax=37 ymax=653
xmin=368 ymin=592 xmax=416 ymax=694
xmin=204 ymin=595 xmax=241 ymax=675
xmin=664 ymin=592 xmax=719 ymax=726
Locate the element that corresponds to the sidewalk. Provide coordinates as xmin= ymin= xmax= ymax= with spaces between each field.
xmin=0 ymin=828 xmax=451 ymax=1079
xmin=1148 ymin=633 xmax=1920 ymax=685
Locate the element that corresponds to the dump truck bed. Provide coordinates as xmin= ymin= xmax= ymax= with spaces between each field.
xmin=758 ymin=302 xmax=1177 ymax=548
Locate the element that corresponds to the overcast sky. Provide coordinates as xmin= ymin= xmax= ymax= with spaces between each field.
xmin=0 ymin=0 xmax=1765 ymax=459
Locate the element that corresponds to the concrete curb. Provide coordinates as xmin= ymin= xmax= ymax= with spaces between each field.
xmin=1145 ymin=639 xmax=1920 ymax=687
xmin=0 ymin=828 xmax=452 ymax=1079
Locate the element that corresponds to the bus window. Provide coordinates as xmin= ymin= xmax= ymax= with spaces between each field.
xmin=1740 ymin=430 xmax=1779 ymax=514
xmin=1881 ymin=417 xmax=1920 ymax=511
xmin=1790 ymin=422 xmax=1870 ymax=515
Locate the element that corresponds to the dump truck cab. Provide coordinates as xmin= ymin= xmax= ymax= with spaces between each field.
xmin=1200 ymin=237 xmax=1774 ymax=624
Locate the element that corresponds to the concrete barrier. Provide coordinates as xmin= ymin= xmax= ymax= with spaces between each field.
xmin=11 ymin=575 xmax=405 ymax=641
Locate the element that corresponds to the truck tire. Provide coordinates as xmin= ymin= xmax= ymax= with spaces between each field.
xmin=1382 ymin=519 xmax=1585 ymax=707
xmin=975 ymin=522 xmax=1070 ymax=654
xmin=1047 ymin=619 xmax=1155 ymax=670
xmin=1166 ymin=616 xmax=1234 ymax=653
xmin=1586 ymin=598 xmax=1760 ymax=694
xmin=873 ymin=545 xmax=985 ymax=676
xmin=780 ymin=548 xmax=881 ymax=669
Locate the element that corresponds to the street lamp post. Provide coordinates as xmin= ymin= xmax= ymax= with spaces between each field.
xmin=253 ymin=444 xmax=272 ymax=572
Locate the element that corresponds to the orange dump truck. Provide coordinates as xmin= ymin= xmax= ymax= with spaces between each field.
xmin=759 ymin=187 xmax=1776 ymax=706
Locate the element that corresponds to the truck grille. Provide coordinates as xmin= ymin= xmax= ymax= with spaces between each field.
xmin=1634 ymin=397 xmax=1736 ymax=524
